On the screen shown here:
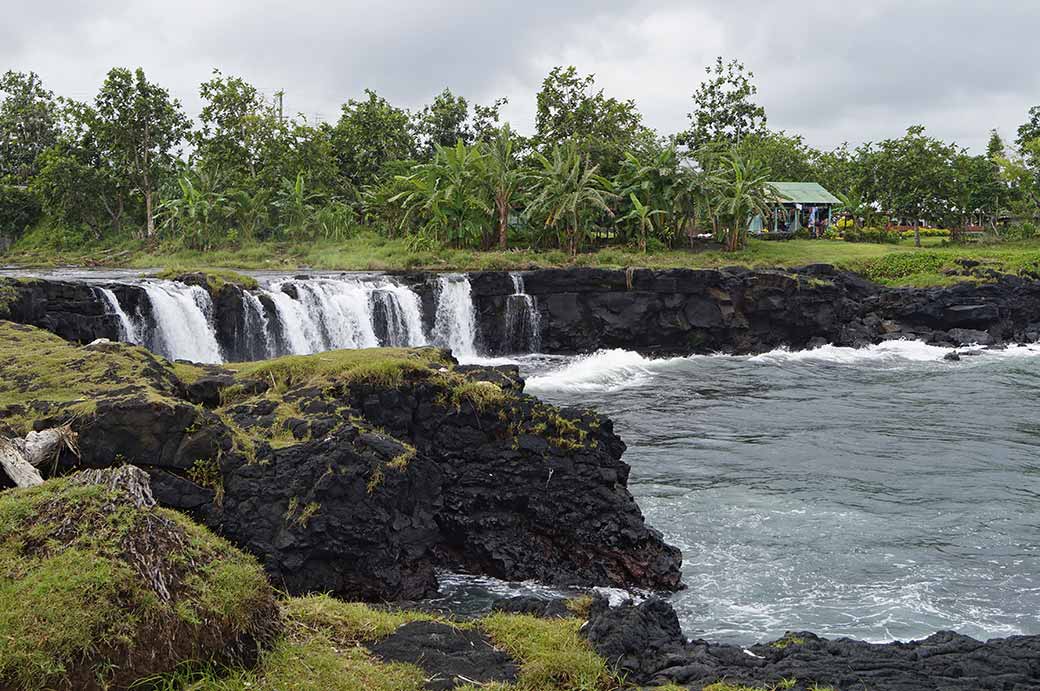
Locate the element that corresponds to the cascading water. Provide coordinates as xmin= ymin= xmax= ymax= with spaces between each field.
xmin=241 ymin=291 xmax=275 ymax=359
xmin=140 ymin=281 xmax=224 ymax=363
xmin=504 ymin=272 xmax=541 ymax=353
xmin=95 ymin=287 xmax=141 ymax=344
xmin=370 ymin=284 xmax=427 ymax=347
xmin=432 ymin=274 xmax=478 ymax=358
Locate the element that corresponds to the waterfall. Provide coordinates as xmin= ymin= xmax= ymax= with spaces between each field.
xmin=263 ymin=277 xmax=427 ymax=354
xmin=140 ymin=281 xmax=224 ymax=363
xmin=241 ymin=291 xmax=275 ymax=359
xmin=371 ymin=284 xmax=427 ymax=347
xmin=95 ymin=287 xmax=141 ymax=344
xmin=432 ymin=274 xmax=477 ymax=358
xmin=263 ymin=287 xmax=324 ymax=355
xmin=504 ymin=273 xmax=541 ymax=353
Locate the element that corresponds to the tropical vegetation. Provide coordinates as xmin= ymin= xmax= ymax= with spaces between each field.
xmin=3 ymin=58 xmax=1040 ymax=262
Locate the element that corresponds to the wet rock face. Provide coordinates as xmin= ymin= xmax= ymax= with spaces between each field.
xmin=583 ymin=596 xmax=1040 ymax=690
xmin=9 ymin=266 xmax=1040 ymax=359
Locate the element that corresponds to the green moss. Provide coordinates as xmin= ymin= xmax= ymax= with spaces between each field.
xmin=769 ymin=633 xmax=806 ymax=649
xmin=704 ymin=680 xmax=797 ymax=691
xmin=0 ymin=321 xmax=196 ymax=436
xmin=451 ymin=380 xmax=509 ymax=412
xmin=0 ymin=476 xmax=277 ymax=690
xmin=154 ymin=268 xmax=259 ymax=292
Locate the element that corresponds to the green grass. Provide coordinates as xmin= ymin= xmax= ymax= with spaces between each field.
xmin=154 ymin=268 xmax=259 ymax=291
xmin=10 ymin=228 xmax=1040 ymax=287
xmin=139 ymin=596 xmax=616 ymax=691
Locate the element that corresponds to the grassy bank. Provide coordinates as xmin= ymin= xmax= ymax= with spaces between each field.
xmin=6 ymin=231 xmax=1040 ymax=287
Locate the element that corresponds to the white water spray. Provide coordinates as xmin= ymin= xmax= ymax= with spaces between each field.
xmin=504 ymin=272 xmax=541 ymax=353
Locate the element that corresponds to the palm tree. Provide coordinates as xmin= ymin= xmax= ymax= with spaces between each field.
xmin=623 ymin=193 xmax=666 ymax=253
xmin=835 ymin=189 xmax=868 ymax=229
xmin=708 ymin=151 xmax=777 ymax=251
xmin=481 ymin=124 xmax=525 ymax=251
xmin=527 ymin=141 xmax=615 ymax=256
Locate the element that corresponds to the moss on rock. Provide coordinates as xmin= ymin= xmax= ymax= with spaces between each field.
xmin=0 ymin=470 xmax=280 ymax=691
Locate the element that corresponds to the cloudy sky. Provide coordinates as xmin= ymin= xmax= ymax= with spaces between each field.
xmin=4 ymin=1 xmax=1039 ymax=152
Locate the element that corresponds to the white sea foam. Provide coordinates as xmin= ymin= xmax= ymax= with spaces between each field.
xmin=525 ymin=349 xmax=673 ymax=392
xmin=748 ymin=340 xmax=954 ymax=365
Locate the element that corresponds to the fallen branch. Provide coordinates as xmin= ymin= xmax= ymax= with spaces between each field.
xmin=0 ymin=425 xmax=80 ymax=488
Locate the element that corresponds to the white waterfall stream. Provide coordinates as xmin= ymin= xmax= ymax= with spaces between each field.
xmin=140 ymin=281 xmax=224 ymax=363
xmin=431 ymin=274 xmax=478 ymax=358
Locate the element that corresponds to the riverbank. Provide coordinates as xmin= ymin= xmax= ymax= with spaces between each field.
xmin=7 ymin=233 xmax=1040 ymax=286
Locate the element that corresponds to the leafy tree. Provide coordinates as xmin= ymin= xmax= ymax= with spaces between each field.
xmin=481 ymin=124 xmax=525 ymax=250
xmin=0 ymin=71 xmax=61 ymax=186
xmin=193 ymin=70 xmax=280 ymax=190
xmin=739 ymin=130 xmax=816 ymax=182
xmin=680 ymin=57 xmax=766 ymax=150
xmin=534 ymin=66 xmax=647 ymax=173
xmin=332 ymin=90 xmax=415 ymax=190
xmin=707 ymin=150 xmax=776 ymax=251
xmin=987 ymin=130 xmax=1007 ymax=160
xmin=413 ymin=88 xmax=470 ymax=158
xmin=1016 ymin=106 xmax=1040 ymax=155
xmin=813 ymin=143 xmax=861 ymax=199
xmin=91 ymin=68 xmax=190 ymax=237
xmin=527 ymin=141 xmax=615 ymax=255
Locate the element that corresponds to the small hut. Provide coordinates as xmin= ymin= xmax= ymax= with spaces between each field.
xmin=765 ymin=182 xmax=841 ymax=237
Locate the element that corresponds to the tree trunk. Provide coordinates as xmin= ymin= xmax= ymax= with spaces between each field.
xmin=145 ymin=188 xmax=155 ymax=238
xmin=498 ymin=199 xmax=508 ymax=251
xmin=914 ymin=219 xmax=921 ymax=248
xmin=0 ymin=425 xmax=79 ymax=487
xmin=0 ymin=440 xmax=43 ymax=487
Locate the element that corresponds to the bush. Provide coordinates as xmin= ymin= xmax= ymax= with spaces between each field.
xmin=898 ymin=227 xmax=950 ymax=238
xmin=0 ymin=186 xmax=42 ymax=244
xmin=1003 ymin=222 xmax=1038 ymax=241
xmin=844 ymin=227 xmax=901 ymax=244
xmin=853 ymin=252 xmax=947 ymax=282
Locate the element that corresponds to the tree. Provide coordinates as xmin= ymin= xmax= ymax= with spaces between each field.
xmin=707 ymin=150 xmax=777 ymax=252
xmin=527 ymin=141 xmax=615 ymax=256
xmin=534 ymin=66 xmax=647 ymax=173
xmin=193 ymin=70 xmax=280 ymax=190
xmin=0 ymin=71 xmax=61 ymax=185
xmin=739 ymin=130 xmax=817 ymax=182
xmin=481 ymin=124 xmax=525 ymax=250
xmin=331 ymin=90 xmax=415 ymax=190
xmin=393 ymin=140 xmax=489 ymax=248
xmin=1016 ymin=106 xmax=1040 ymax=155
xmin=92 ymin=68 xmax=190 ymax=237
xmin=987 ymin=130 xmax=1007 ymax=160
xmin=413 ymin=88 xmax=470 ymax=158
xmin=680 ymin=57 xmax=766 ymax=150
xmin=858 ymin=126 xmax=959 ymax=245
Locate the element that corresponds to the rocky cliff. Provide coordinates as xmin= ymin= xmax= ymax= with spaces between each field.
xmin=0 ymin=321 xmax=681 ymax=600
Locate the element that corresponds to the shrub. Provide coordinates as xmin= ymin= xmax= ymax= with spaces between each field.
xmin=0 ymin=186 xmax=42 ymax=244
xmin=844 ymin=227 xmax=901 ymax=244
xmin=1003 ymin=222 xmax=1038 ymax=241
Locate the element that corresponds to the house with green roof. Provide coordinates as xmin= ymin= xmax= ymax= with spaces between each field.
xmin=757 ymin=181 xmax=841 ymax=236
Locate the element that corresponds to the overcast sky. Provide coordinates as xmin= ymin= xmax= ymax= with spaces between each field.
xmin=4 ymin=1 xmax=1039 ymax=153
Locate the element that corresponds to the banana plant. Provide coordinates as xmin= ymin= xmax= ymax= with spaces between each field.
xmin=623 ymin=193 xmax=667 ymax=253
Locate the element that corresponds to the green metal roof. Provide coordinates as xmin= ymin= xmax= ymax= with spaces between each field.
xmin=768 ymin=182 xmax=841 ymax=205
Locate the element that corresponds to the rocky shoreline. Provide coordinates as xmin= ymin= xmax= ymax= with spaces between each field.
xmin=4 ymin=265 xmax=1040 ymax=689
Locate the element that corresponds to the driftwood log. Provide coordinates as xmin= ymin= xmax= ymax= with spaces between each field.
xmin=0 ymin=425 xmax=79 ymax=488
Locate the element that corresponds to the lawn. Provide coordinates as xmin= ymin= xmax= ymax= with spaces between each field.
xmin=5 ymin=231 xmax=1040 ymax=287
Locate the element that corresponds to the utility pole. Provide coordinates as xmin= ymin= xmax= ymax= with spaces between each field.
xmin=275 ymin=90 xmax=284 ymax=123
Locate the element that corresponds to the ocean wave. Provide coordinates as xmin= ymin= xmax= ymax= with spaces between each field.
xmin=748 ymin=340 xmax=955 ymax=365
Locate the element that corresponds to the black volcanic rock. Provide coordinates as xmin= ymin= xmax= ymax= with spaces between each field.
xmin=0 ymin=321 xmax=681 ymax=601
xmin=583 ymin=596 xmax=1040 ymax=690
